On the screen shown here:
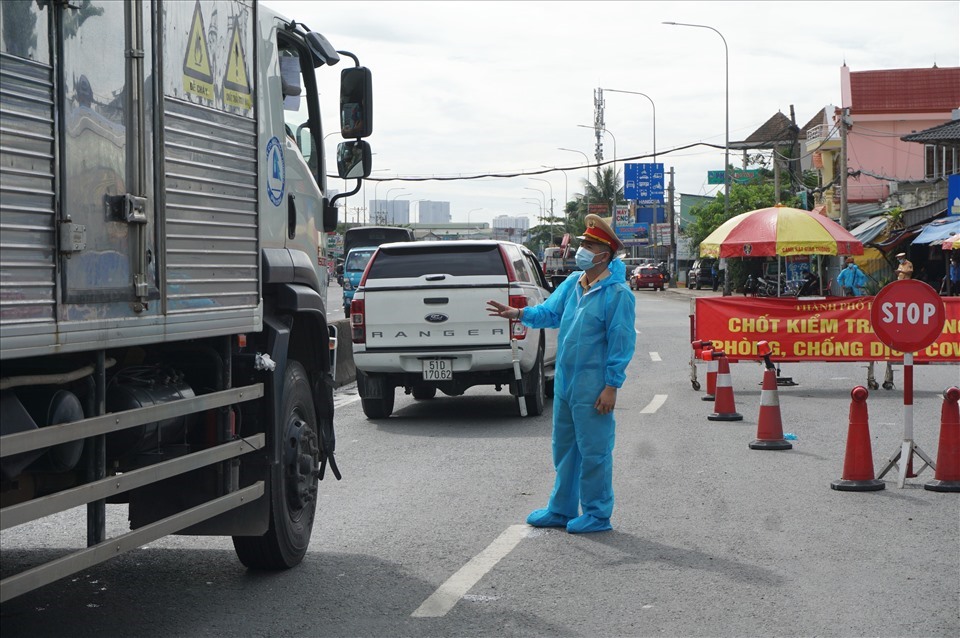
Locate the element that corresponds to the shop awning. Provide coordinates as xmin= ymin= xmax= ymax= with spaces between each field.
xmin=912 ymin=217 xmax=960 ymax=245
xmin=849 ymin=215 xmax=889 ymax=244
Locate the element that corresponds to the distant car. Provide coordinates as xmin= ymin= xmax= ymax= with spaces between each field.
xmin=686 ymin=258 xmax=717 ymax=290
xmin=631 ymin=265 xmax=665 ymax=291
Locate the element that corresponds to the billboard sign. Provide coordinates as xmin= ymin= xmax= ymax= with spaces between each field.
xmin=615 ymin=223 xmax=650 ymax=246
xmin=949 ymin=173 xmax=959 ymax=216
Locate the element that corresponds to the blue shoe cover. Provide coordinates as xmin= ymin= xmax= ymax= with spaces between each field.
xmin=566 ymin=514 xmax=612 ymax=534
xmin=526 ymin=508 xmax=571 ymax=528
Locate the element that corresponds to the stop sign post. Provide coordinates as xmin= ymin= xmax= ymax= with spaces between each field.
xmin=871 ymin=280 xmax=946 ymax=488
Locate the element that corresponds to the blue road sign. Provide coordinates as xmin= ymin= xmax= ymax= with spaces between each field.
xmin=624 ymin=163 xmax=664 ymax=202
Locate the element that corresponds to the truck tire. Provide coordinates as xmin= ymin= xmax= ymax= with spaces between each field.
xmin=233 ymin=360 xmax=318 ymax=570
xmin=411 ymin=385 xmax=436 ymax=400
xmin=521 ymin=349 xmax=546 ymax=417
xmin=361 ymin=388 xmax=395 ymax=419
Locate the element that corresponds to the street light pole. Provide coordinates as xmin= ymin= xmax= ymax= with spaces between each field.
xmin=385 ymin=187 xmax=407 ymax=224
xmin=542 ymin=165 xmax=567 ymax=215
xmin=558 ymin=147 xmax=591 ymax=218
xmin=365 ymin=169 xmax=390 ymax=225
xmin=530 ymin=177 xmax=553 ymax=217
xmin=601 ymin=88 xmax=656 ymax=164
xmin=467 ymin=207 xmax=482 ymax=228
xmin=524 ymin=186 xmax=546 ymax=226
xmin=664 ymin=20 xmax=730 ymax=295
xmin=522 ymin=200 xmax=544 ymax=251
xmin=577 ymin=124 xmax=617 ymax=215
xmin=663 ymin=21 xmax=729 ymax=217
xmin=389 ymin=193 xmax=410 ymax=224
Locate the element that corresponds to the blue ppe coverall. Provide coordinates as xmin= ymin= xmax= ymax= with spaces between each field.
xmin=520 ymin=258 xmax=636 ymax=531
xmin=837 ymin=264 xmax=867 ymax=296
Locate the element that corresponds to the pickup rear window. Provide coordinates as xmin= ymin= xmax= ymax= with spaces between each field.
xmin=366 ymin=245 xmax=507 ymax=279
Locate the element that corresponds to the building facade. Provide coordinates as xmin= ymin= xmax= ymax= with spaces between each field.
xmin=491 ymin=215 xmax=530 ymax=244
xmin=806 ymin=65 xmax=960 ymax=217
xmin=417 ymin=200 xmax=451 ymax=224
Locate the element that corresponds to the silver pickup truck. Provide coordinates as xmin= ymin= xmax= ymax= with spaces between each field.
xmin=349 ymin=240 xmax=558 ymax=418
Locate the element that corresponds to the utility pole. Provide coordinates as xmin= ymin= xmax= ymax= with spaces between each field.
xmin=593 ymin=88 xmax=605 ymax=163
xmin=668 ymin=167 xmax=676 ymax=288
xmin=839 ymin=107 xmax=850 ymax=229
xmin=773 ymin=154 xmax=781 ymax=203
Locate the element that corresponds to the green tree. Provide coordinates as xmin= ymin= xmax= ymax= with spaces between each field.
xmin=687 ymin=182 xmax=801 ymax=292
xmin=687 ymin=182 xmax=801 ymax=249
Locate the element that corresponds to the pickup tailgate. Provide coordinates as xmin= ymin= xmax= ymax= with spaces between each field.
xmin=362 ymin=279 xmax=509 ymax=349
xmin=358 ymin=243 xmax=515 ymax=350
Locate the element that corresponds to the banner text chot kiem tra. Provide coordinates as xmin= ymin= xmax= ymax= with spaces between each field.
xmin=693 ymin=297 xmax=960 ymax=363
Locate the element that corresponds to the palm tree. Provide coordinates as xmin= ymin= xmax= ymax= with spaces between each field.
xmin=584 ymin=166 xmax=623 ymax=212
xmin=565 ymin=166 xmax=624 ymax=234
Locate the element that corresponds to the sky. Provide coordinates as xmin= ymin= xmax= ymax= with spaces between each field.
xmin=262 ymin=0 xmax=959 ymax=227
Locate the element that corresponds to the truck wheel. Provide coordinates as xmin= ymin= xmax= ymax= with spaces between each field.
xmin=521 ymin=350 xmax=546 ymax=417
xmin=361 ymin=389 xmax=395 ymax=419
xmin=233 ymin=360 xmax=318 ymax=570
xmin=412 ymin=385 xmax=436 ymax=400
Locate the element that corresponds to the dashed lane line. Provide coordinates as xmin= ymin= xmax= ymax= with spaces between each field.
xmin=411 ymin=524 xmax=531 ymax=618
xmin=639 ymin=394 xmax=668 ymax=414
xmin=650 ymin=352 xmax=662 ymax=362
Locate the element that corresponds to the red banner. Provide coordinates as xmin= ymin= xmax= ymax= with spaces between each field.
xmin=694 ymin=296 xmax=960 ymax=363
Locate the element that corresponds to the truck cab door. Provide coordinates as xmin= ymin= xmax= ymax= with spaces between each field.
xmin=267 ymin=30 xmax=325 ymax=254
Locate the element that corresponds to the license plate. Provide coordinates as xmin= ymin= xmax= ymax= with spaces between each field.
xmin=422 ymin=359 xmax=452 ymax=381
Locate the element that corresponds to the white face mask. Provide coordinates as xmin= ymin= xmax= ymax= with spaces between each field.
xmin=575 ymin=246 xmax=599 ymax=271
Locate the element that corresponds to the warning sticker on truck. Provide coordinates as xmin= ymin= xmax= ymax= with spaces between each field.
xmin=182 ymin=1 xmax=214 ymax=101
xmin=223 ymin=24 xmax=252 ymax=110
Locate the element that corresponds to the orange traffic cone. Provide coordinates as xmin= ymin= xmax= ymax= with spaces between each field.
xmin=925 ymin=387 xmax=960 ymax=493
xmin=831 ymin=386 xmax=884 ymax=491
xmin=702 ymin=356 xmax=718 ymax=402
xmin=707 ymin=352 xmax=742 ymax=422
xmin=749 ymin=367 xmax=792 ymax=450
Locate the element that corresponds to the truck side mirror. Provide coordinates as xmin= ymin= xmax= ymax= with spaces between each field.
xmin=322 ymin=200 xmax=339 ymax=233
xmin=336 ymin=141 xmax=371 ymax=179
xmin=340 ymin=67 xmax=372 ymax=138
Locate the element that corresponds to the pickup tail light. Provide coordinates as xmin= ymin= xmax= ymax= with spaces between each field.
xmin=351 ymin=298 xmax=365 ymax=343
xmin=508 ymin=294 xmax=528 ymax=340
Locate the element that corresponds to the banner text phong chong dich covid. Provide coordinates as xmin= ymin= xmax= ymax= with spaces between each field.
xmin=694 ymin=297 xmax=960 ymax=362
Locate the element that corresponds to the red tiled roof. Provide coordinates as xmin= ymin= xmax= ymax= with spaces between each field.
xmin=850 ymin=67 xmax=960 ymax=114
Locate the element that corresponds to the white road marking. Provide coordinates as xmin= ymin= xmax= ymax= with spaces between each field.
xmin=639 ymin=394 xmax=668 ymax=414
xmin=411 ymin=524 xmax=530 ymax=618
xmin=649 ymin=352 xmax=662 ymax=362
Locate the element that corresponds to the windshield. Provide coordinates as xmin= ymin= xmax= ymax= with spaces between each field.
xmin=345 ymin=249 xmax=375 ymax=271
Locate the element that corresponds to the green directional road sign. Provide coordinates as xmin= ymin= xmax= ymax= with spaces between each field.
xmin=707 ymin=169 xmax=760 ymax=185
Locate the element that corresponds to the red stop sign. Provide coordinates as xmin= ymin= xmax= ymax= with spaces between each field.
xmin=870 ymin=279 xmax=946 ymax=353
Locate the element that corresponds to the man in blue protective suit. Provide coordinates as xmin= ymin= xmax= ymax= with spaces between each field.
xmin=486 ymin=215 xmax=636 ymax=533
xmin=837 ymin=257 xmax=867 ymax=296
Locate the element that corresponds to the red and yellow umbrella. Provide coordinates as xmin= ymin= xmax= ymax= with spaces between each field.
xmin=699 ymin=205 xmax=864 ymax=258
xmin=942 ymin=234 xmax=958 ymax=250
